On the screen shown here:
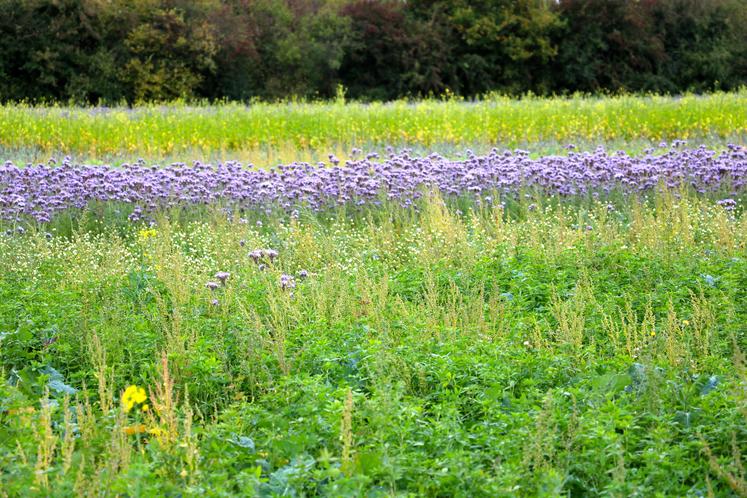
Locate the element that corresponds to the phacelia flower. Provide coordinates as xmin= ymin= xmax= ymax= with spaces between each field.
xmin=717 ymin=198 xmax=737 ymax=210
xmin=280 ymin=274 xmax=296 ymax=290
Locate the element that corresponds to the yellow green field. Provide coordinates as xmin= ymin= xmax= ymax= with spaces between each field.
xmin=2 ymin=92 xmax=746 ymax=164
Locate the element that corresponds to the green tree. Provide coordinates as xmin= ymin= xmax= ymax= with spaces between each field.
xmin=121 ymin=1 xmax=218 ymax=102
xmin=652 ymin=0 xmax=747 ymax=92
xmin=0 ymin=0 xmax=124 ymax=103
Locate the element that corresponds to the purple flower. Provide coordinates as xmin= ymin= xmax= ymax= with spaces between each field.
xmin=280 ymin=274 xmax=296 ymax=290
xmin=206 ymin=281 xmax=219 ymax=291
xmin=215 ymin=271 xmax=230 ymax=284
xmin=717 ymin=198 xmax=737 ymax=210
xmin=2 ymin=145 xmax=746 ymax=226
xmin=249 ymin=248 xmax=278 ymax=264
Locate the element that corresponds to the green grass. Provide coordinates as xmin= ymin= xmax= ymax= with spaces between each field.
xmin=1 ymin=192 xmax=746 ymax=496
xmin=2 ymin=91 xmax=747 ymax=495
xmin=2 ymin=92 xmax=747 ymax=165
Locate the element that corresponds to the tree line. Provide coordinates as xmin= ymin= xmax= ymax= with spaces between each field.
xmin=0 ymin=0 xmax=745 ymax=103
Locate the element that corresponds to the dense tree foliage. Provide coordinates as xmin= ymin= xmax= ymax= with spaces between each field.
xmin=0 ymin=0 xmax=745 ymax=103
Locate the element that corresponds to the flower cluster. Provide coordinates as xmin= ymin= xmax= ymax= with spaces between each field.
xmin=280 ymin=273 xmax=296 ymax=291
xmin=2 ymin=144 xmax=745 ymax=223
xmin=716 ymin=198 xmax=737 ymax=210
xmin=121 ymin=385 xmax=148 ymax=413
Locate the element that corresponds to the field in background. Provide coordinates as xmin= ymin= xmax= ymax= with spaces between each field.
xmin=2 ymin=92 xmax=746 ymax=165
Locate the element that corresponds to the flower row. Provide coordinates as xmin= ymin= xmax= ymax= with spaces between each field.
xmin=1 ymin=144 xmax=745 ymax=223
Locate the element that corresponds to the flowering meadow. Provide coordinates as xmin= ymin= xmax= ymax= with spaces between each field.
xmin=1 ymin=102 xmax=747 ymax=497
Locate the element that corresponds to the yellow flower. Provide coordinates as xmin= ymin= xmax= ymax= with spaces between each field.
xmin=123 ymin=424 xmax=147 ymax=436
xmin=138 ymin=228 xmax=158 ymax=241
xmin=683 ymin=320 xmax=690 ymax=326
xmin=121 ymin=385 xmax=147 ymax=413
xmin=148 ymin=426 xmax=168 ymax=444
xmin=148 ymin=427 xmax=165 ymax=436
xmin=142 ymin=404 xmax=149 ymax=412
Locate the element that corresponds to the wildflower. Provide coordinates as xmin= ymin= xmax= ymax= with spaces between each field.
xmin=206 ymin=281 xmax=219 ymax=291
xmin=717 ymin=198 xmax=737 ymax=211
xmin=215 ymin=271 xmax=230 ymax=284
xmin=211 ymin=299 xmax=219 ymax=306
xmin=122 ymin=385 xmax=147 ymax=413
xmin=147 ymin=426 xmax=168 ymax=444
xmin=280 ymin=274 xmax=296 ymax=290
xmin=138 ymin=227 xmax=157 ymax=240
xmin=683 ymin=320 xmax=690 ymax=326
xmin=142 ymin=404 xmax=149 ymax=412
xmin=123 ymin=424 xmax=147 ymax=436
xmin=298 ymin=269 xmax=309 ymax=279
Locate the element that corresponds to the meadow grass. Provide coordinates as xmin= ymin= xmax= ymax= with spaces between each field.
xmin=1 ymin=191 xmax=746 ymax=496
xmin=2 ymin=92 xmax=746 ymax=165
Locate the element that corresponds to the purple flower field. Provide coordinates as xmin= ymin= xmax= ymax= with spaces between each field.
xmin=2 ymin=144 xmax=746 ymax=224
